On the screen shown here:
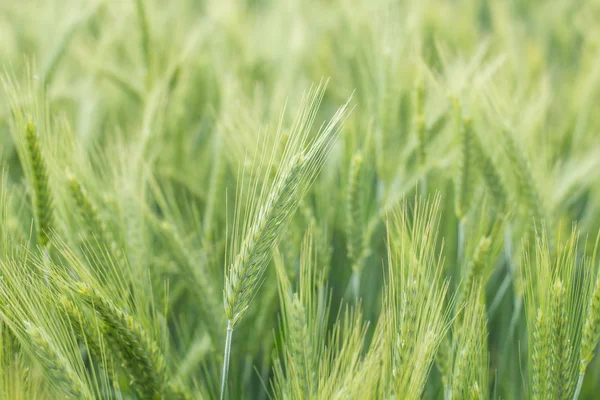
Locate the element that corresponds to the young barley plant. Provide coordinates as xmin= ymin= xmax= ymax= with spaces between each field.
xmin=221 ymin=84 xmax=351 ymax=398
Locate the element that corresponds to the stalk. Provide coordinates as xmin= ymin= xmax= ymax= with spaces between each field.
xmin=457 ymin=217 xmax=466 ymax=266
xmin=220 ymin=321 xmax=233 ymax=400
xmin=504 ymin=224 xmax=513 ymax=269
xmin=498 ymin=296 xmax=522 ymax=381
xmin=488 ymin=226 xmax=513 ymax=317
xmin=454 ymin=106 xmax=472 ymax=268
xmin=488 ymin=273 xmax=511 ymax=317
xmin=415 ymin=80 xmax=427 ymax=193
xmin=417 ymin=115 xmax=427 ymax=193
xmin=351 ymin=270 xmax=361 ymax=299
xmin=572 ymin=374 xmax=584 ymax=400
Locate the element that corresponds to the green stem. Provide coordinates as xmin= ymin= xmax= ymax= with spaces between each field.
xmin=507 ymin=297 xmax=523 ymax=345
xmin=488 ymin=225 xmax=514 ymax=317
xmin=488 ymin=273 xmax=511 ymax=317
xmin=457 ymin=217 xmax=466 ymax=266
xmin=444 ymin=386 xmax=451 ymax=400
xmin=498 ymin=296 xmax=522 ymax=380
xmin=220 ymin=321 xmax=233 ymax=400
xmin=351 ymin=269 xmax=361 ymax=299
xmin=504 ymin=224 xmax=513 ymax=268
xmin=572 ymin=373 xmax=584 ymax=400
xmin=419 ymin=175 xmax=428 ymax=196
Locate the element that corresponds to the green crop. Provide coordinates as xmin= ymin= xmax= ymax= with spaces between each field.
xmin=1 ymin=0 xmax=600 ymax=399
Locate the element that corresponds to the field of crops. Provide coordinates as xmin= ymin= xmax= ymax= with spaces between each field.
xmin=1 ymin=0 xmax=600 ymax=399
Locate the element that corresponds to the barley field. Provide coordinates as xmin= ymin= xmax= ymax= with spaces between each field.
xmin=1 ymin=0 xmax=600 ymax=399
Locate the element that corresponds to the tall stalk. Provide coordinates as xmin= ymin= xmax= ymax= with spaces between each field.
xmin=220 ymin=321 xmax=233 ymax=400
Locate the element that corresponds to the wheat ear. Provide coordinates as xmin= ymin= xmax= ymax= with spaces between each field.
xmin=531 ymin=308 xmax=551 ymax=399
xmin=455 ymin=236 xmax=491 ymax=315
xmin=221 ymin=154 xmax=306 ymax=400
xmin=501 ymin=130 xmax=548 ymax=246
xmin=76 ymin=283 xmax=166 ymax=399
xmin=60 ymin=296 xmax=104 ymax=364
xmin=25 ymin=321 xmax=90 ymax=399
xmin=225 ymin=153 xmax=305 ymax=327
xmin=25 ymin=119 xmax=53 ymax=247
xmin=471 ymin=130 xmax=507 ymax=212
xmin=288 ymin=294 xmax=311 ymax=395
xmin=345 ymin=152 xmax=366 ymax=296
xmin=59 ymin=295 xmax=122 ymax=386
xmin=346 ymin=152 xmax=363 ymax=265
xmin=436 ymin=334 xmax=453 ymax=396
xmin=575 ymin=277 xmax=600 ymax=399
xmin=66 ymin=170 xmax=119 ymax=254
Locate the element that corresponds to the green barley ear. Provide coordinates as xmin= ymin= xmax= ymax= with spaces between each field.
xmin=346 ymin=151 xmax=364 ymax=268
xmin=287 ymin=293 xmax=310 ymax=394
xmin=581 ymin=277 xmax=600 ymax=372
xmin=525 ymin=229 xmax=590 ymax=400
xmin=75 ymin=283 xmax=166 ymax=399
xmin=224 ymin=88 xmax=350 ymax=327
xmin=59 ymin=296 xmax=102 ymax=363
xmin=450 ymin=284 xmax=489 ymax=400
xmin=575 ymin=277 xmax=600 ymax=400
xmin=436 ymin=335 xmax=453 ymax=392
xmin=345 ymin=145 xmax=376 ymax=296
xmin=66 ymin=169 xmax=117 ymax=252
xmin=397 ymin=278 xmax=419 ymax=367
xmin=1 ymin=323 xmax=43 ymax=399
xmin=25 ymin=119 xmax=54 ymax=247
xmin=24 ymin=321 xmax=90 ymax=399
xmin=531 ymin=308 xmax=550 ymax=399
xmin=58 ymin=295 xmax=118 ymax=379
xmin=225 ymin=152 xmax=306 ymax=326
xmin=576 ymin=234 xmax=600 ymax=398
xmin=455 ymin=236 xmax=491 ymax=315
xmin=471 ymin=131 xmax=507 ymax=212
xmin=455 ymin=115 xmax=475 ymax=220
xmin=273 ymin=231 xmax=323 ymax=398
xmin=501 ymin=130 xmax=547 ymax=245
xmin=386 ymin=195 xmax=451 ymax=399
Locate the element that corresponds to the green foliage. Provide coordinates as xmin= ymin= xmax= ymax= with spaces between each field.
xmin=1 ymin=0 xmax=600 ymax=399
